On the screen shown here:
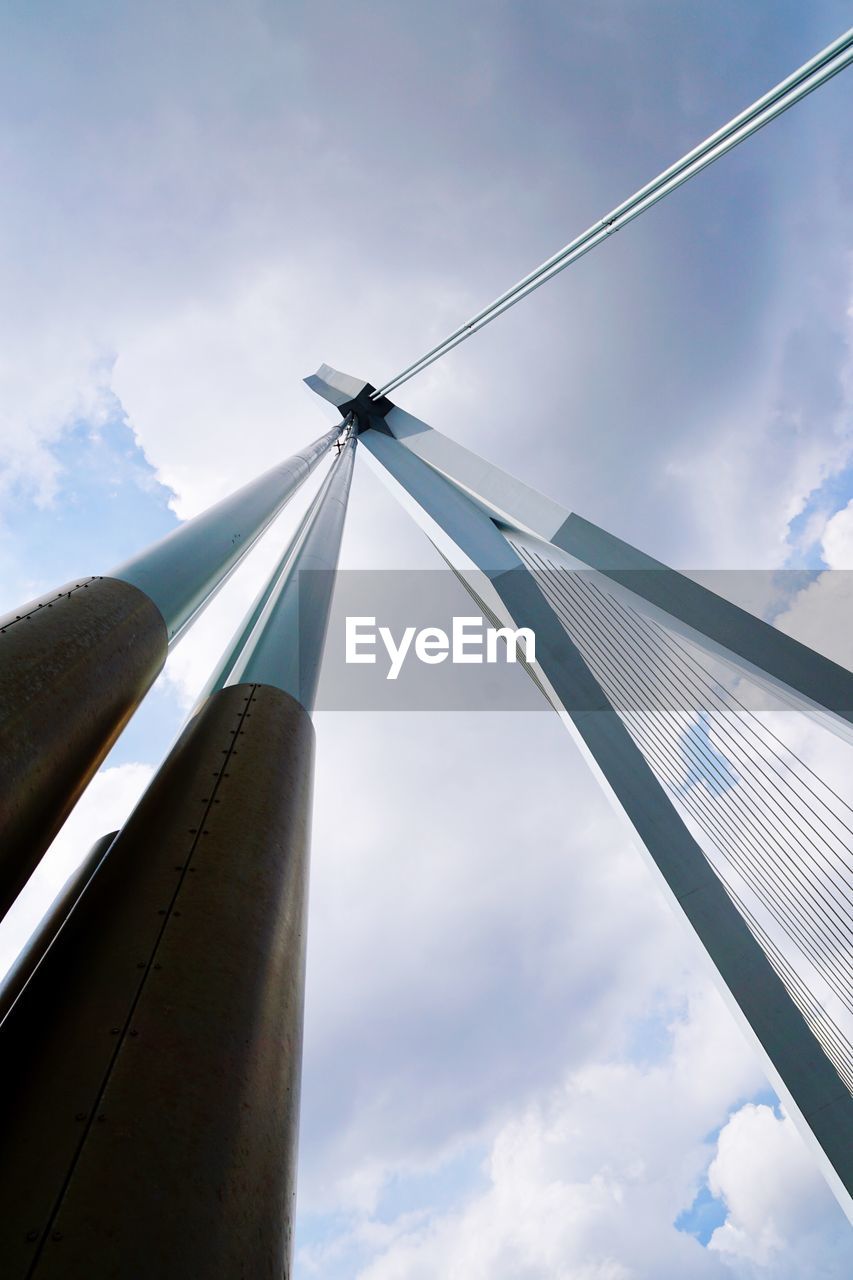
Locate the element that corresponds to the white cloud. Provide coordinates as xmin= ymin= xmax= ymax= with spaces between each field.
xmin=822 ymin=500 xmax=853 ymax=570
xmin=299 ymin=703 xmax=703 ymax=1211
xmin=772 ymin=569 xmax=853 ymax=670
xmin=1 ymin=5 xmax=852 ymax=1273
xmin=297 ymin=990 xmax=851 ymax=1279
xmin=299 ymin=987 xmax=769 ymax=1280
xmin=761 ymin=447 xmax=853 ymax=674
xmin=708 ymin=1103 xmax=851 ymax=1277
xmin=0 ymin=336 xmax=113 ymax=506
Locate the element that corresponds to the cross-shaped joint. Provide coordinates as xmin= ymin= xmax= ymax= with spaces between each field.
xmin=303 ymin=364 xmax=395 ymax=433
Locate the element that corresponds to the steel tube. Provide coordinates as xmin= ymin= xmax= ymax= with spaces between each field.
xmin=195 ymin=432 xmax=351 ymax=705
xmin=372 ymin=28 xmax=853 ymax=398
xmin=224 ymin=435 xmax=357 ymax=710
xmin=0 ymin=435 xmax=356 ymax=1276
xmin=0 ymin=577 xmax=167 ymax=921
xmin=0 ymin=682 xmax=314 ymax=1279
xmin=111 ymin=426 xmax=340 ymax=643
xmin=0 ymin=830 xmax=117 ymax=1027
xmin=0 ymin=428 xmax=336 ymax=923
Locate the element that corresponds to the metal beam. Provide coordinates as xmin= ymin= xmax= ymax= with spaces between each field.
xmin=0 ymin=427 xmax=337 ymax=923
xmin=0 ymin=434 xmax=357 ymax=1277
xmin=111 ymin=426 xmax=340 ymax=644
xmin=360 ymin=423 xmax=853 ymax=1223
xmin=371 ymin=28 xmax=853 ymax=398
xmin=0 ymin=683 xmax=314 ymax=1279
xmin=360 ymin=392 xmax=853 ymax=743
xmin=221 ymin=433 xmax=358 ymax=711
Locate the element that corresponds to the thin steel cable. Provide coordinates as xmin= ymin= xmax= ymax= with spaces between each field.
xmin=662 ymin=753 xmax=853 ymax=1087
xmin=580 ymin=572 xmax=853 ymax=889
xmin=640 ymin=605 xmax=853 ymax=828
xmin=530 ymin=553 xmax=853 ymax=928
xmin=587 ymin=599 xmax=853 ymax=940
xmin=548 ymin=604 xmax=853 ymax=1008
xmin=533 ymin=568 xmax=853 ymax=962
xmin=372 ymin=29 xmax=853 ymax=399
xmin=527 ymin=562 xmax=853 ymax=1083
xmin=511 ymin=541 xmax=853 ymax=1072
xmin=534 ymin=574 xmax=853 ymax=1024
xmin=526 ymin=548 xmax=853 ymax=902
xmin=722 ymin=881 xmax=853 ymax=1092
xmin=582 ymin=571 xmax=853 ymax=850
xmin=561 ymin=626 xmax=853 ymax=1020
xmin=735 ymin=895 xmax=853 ymax=1080
xmin=537 ymin=559 xmax=853 ymax=974
xmin=524 ymin=552 xmax=853 ymax=1004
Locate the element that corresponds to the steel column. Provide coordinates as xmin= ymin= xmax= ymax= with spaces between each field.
xmin=0 ymin=830 xmax=118 ymax=1026
xmin=0 ymin=683 xmax=314 ymax=1278
xmin=0 ymin=428 xmax=337 ymax=921
xmin=360 ymin=423 xmax=853 ymax=1223
xmin=222 ymin=434 xmax=357 ymax=709
xmin=349 ymin=385 xmax=853 ymax=742
xmin=202 ymin=427 xmax=356 ymax=707
xmin=111 ymin=426 xmax=340 ymax=644
xmin=0 ymin=578 xmax=167 ymax=921
xmin=0 ymin=438 xmax=357 ymax=1278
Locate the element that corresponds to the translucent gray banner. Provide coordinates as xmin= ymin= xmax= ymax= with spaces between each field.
xmin=297 ymin=569 xmax=852 ymax=712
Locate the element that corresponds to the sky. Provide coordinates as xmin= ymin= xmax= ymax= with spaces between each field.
xmin=1 ymin=1 xmax=853 ymax=1275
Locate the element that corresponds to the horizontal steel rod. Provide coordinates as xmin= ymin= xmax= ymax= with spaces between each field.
xmin=372 ymin=27 xmax=853 ymax=398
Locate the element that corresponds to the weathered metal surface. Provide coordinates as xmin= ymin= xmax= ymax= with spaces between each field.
xmin=0 ymin=681 xmax=314 ymax=1278
xmin=0 ymin=830 xmax=118 ymax=1027
xmin=0 ymin=577 xmax=167 ymax=920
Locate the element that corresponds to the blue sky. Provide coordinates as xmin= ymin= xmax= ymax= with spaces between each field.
xmin=1 ymin=2 xmax=853 ymax=1276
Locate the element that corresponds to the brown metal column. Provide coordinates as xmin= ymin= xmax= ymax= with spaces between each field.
xmin=0 ymin=830 xmax=118 ymax=1026
xmin=0 ymin=681 xmax=314 ymax=1279
xmin=0 ymin=428 xmax=337 ymax=925
xmin=0 ymin=577 xmax=168 ymax=920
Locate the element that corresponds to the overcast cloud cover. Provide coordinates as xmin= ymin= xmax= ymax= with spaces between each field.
xmin=1 ymin=1 xmax=853 ymax=1275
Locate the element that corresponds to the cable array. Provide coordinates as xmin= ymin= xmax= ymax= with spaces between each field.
xmin=513 ymin=541 xmax=853 ymax=1092
xmin=372 ymin=29 xmax=853 ymax=400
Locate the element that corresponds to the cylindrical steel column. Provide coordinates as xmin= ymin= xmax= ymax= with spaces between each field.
xmin=0 ymin=577 xmax=167 ymax=921
xmin=195 ymin=415 xmax=353 ymax=707
xmin=224 ymin=433 xmax=357 ymax=708
xmin=0 ymin=683 xmax=314 ymax=1279
xmin=111 ymin=426 xmax=340 ymax=644
xmin=0 ymin=437 xmax=357 ymax=1278
xmin=0 ymin=427 xmax=337 ymax=921
xmin=0 ymin=830 xmax=118 ymax=1026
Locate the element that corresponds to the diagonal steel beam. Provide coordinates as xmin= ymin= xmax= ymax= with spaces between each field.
xmin=359 ymin=420 xmax=853 ymax=1225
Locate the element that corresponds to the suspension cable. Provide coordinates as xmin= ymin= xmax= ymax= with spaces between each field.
xmin=519 ymin=548 xmax=853 ymax=1008
xmin=371 ymin=28 xmax=853 ymax=400
xmin=529 ymin=557 xmax=853 ymax=992
xmin=506 ymin=541 xmax=853 ymax=1082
